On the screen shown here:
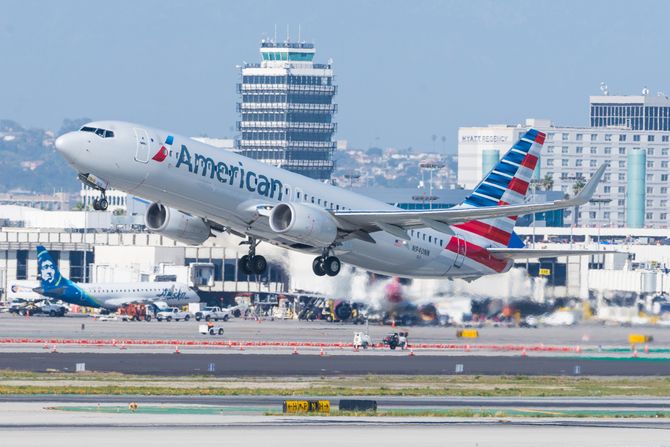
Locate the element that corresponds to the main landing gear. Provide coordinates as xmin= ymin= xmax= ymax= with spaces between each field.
xmin=312 ymin=248 xmax=341 ymax=277
xmin=239 ymin=237 xmax=267 ymax=275
xmin=92 ymin=191 xmax=108 ymax=211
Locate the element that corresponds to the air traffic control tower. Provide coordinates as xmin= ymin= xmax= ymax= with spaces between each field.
xmin=237 ymin=40 xmax=337 ymax=180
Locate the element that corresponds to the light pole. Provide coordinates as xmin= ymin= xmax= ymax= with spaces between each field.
xmin=419 ymin=160 xmax=445 ymax=210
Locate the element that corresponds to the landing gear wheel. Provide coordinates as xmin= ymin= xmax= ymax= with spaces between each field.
xmin=98 ymin=197 xmax=108 ymax=211
xmin=92 ymin=199 xmax=100 ymax=211
xmin=251 ymin=255 xmax=267 ymax=274
xmin=312 ymin=257 xmax=326 ymax=276
xmin=239 ymin=255 xmax=252 ymax=275
xmin=323 ymin=256 xmax=341 ymax=277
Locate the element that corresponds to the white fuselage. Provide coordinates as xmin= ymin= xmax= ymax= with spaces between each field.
xmin=55 ymin=121 xmax=512 ymax=279
xmin=76 ymin=281 xmax=199 ymax=310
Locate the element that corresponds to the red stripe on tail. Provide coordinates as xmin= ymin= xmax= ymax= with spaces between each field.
xmin=455 ymin=220 xmax=512 ymax=246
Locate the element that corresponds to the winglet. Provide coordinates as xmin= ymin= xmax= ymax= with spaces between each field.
xmin=569 ymin=164 xmax=607 ymax=206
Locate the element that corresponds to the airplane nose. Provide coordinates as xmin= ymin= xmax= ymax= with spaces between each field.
xmin=54 ymin=132 xmax=82 ymax=160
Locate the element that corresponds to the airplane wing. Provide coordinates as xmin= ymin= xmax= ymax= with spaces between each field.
xmin=486 ymin=247 xmax=619 ymax=260
xmin=332 ymin=165 xmax=605 ymax=235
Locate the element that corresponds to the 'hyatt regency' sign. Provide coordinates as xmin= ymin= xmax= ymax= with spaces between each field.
xmin=460 ymin=135 xmax=509 ymax=144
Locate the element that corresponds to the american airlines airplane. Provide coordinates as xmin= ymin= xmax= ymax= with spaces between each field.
xmin=33 ymin=245 xmax=199 ymax=310
xmin=54 ymin=122 xmax=608 ymax=280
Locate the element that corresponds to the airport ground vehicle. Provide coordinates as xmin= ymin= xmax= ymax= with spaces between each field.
xmin=199 ymin=324 xmax=224 ymax=335
xmin=353 ymin=332 xmax=371 ymax=349
xmin=37 ymin=301 xmax=68 ymax=317
xmin=156 ymin=307 xmax=191 ymax=322
xmin=194 ymin=306 xmax=231 ymax=322
xmin=119 ymin=303 xmax=152 ymax=321
xmin=383 ymin=331 xmax=409 ymax=350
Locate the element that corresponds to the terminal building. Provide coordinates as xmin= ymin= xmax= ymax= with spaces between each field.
xmin=237 ymin=40 xmax=337 ymax=180
xmin=458 ymin=91 xmax=670 ymax=229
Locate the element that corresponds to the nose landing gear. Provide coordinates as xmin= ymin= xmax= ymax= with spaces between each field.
xmin=92 ymin=194 xmax=108 ymax=211
xmin=239 ymin=236 xmax=267 ymax=275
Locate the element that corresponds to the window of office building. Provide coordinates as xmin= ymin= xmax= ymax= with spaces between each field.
xmin=663 ymin=135 xmax=669 ymax=142
xmin=649 ymin=148 xmax=655 ymax=156
xmin=576 ymin=133 xmax=583 ymax=141
xmin=619 ymin=134 xmax=627 ymax=142
xmin=634 ymin=135 xmax=641 ymax=141
xmin=649 ymin=135 xmax=655 ymax=142
xmin=619 ymin=148 xmax=626 ymax=155
xmin=576 ymin=146 xmax=583 ymax=154
xmin=16 ymin=250 xmax=28 ymax=280
xmin=562 ymin=133 xmax=568 ymax=141
xmin=591 ymin=134 xmax=597 ymax=141
xmin=562 ymin=146 xmax=568 ymax=154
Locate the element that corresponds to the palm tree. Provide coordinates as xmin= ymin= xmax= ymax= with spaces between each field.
xmin=541 ymin=173 xmax=554 ymax=191
xmin=572 ymin=177 xmax=586 ymax=196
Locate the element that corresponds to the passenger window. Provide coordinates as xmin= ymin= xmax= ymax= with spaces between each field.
xmin=297 ymin=192 xmax=301 ymax=199
xmin=429 ymin=236 xmax=432 ymax=243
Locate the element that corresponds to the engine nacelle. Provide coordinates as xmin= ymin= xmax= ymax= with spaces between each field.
xmin=269 ymin=202 xmax=338 ymax=247
xmin=144 ymin=202 xmax=211 ymax=245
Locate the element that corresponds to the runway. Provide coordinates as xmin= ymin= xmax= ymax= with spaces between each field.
xmin=1 ymin=352 xmax=670 ymax=375
xmin=3 ymin=394 xmax=670 ymax=410
xmin=1 ymin=402 xmax=669 ymax=447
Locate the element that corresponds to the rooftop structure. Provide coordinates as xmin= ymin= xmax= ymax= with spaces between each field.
xmin=237 ymin=39 xmax=337 ymax=180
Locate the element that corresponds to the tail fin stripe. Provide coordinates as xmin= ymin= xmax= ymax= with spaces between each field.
xmin=482 ymin=181 xmax=507 ymax=193
xmin=504 ymin=150 xmax=526 ymax=165
xmin=476 ymin=184 xmax=506 ymax=200
xmin=455 ymin=221 xmax=511 ymax=245
xmin=513 ymin=140 xmax=532 ymax=152
xmin=464 ymin=194 xmax=498 ymax=208
xmin=488 ymin=172 xmax=513 ymax=186
xmin=495 ymin=162 xmax=518 ymax=176
xmin=521 ymin=154 xmax=539 ymax=170
xmin=508 ymin=178 xmax=530 ymax=195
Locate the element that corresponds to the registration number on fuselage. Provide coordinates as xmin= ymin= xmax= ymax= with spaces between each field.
xmin=412 ymin=245 xmax=430 ymax=257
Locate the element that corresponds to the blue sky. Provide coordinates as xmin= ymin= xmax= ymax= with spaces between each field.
xmin=2 ymin=0 xmax=669 ymax=152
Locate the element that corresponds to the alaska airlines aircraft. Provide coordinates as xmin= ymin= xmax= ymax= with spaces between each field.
xmin=33 ymin=245 xmax=199 ymax=310
xmin=54 ymin=122 xmax=608 ymax=280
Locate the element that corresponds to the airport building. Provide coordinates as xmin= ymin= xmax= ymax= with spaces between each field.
xmin=237 ymin=40 xmax=337 ymax=180
xmin=458 ymin=92 xmax=670 ymax=229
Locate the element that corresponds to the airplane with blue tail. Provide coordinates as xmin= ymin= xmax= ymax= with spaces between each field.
xmin=54 ymin=122 xmax=612 ymax=280
xmin=33 ymin=245 xmax=199 ymax=310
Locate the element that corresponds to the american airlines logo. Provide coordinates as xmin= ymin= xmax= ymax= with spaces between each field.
xmin=152 ymin=135 xmax=174 ymax=162
xmin=174 ymin=144 xmax=285 ymax=200
xmin=460 ymin=135 xmax=509 ymax=144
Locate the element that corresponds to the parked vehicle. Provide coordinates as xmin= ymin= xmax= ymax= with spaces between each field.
xmin=382 ymin=331 xmax=409 ymax=350
xmin=194 ymin=306 xmax=231 ymax=322
xmin=156 ymin=307 xmax=192 ymax=322
xmin=36 ymin=300 xmax=68 ymax=317
xmin=199 ymin=323 xmax=224 ymax=335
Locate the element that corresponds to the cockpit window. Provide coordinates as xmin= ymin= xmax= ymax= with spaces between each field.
xmin=80 ymin=126 xmax=115 ymax=138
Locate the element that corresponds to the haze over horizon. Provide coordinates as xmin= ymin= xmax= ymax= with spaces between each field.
xmin=2 ymin=0 xmax=670 ymax=152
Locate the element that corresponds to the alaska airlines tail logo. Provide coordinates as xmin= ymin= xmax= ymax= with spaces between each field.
xmin=152 ymin=135 xmax=174 ymax=162
xmin=37 ymin=245 xmax=63 ymax=289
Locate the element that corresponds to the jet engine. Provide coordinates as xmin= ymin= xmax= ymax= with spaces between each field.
xmin=269 ymin=203 xmax=338 ymax=247
xmin=144 ymin=202 xmax=211 ymax=245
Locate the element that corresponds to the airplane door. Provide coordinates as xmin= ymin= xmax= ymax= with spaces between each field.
xmin=133 ymin=128 xmax=150 ymax=163
xmin=454 ymin=237 xmax=466 ymax=268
